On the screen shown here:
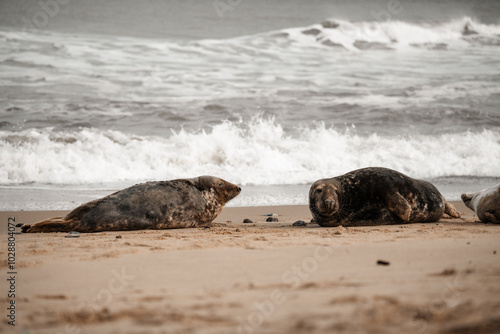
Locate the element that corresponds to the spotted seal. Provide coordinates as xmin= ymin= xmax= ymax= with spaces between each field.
xmin=461 ymin=184 xmax=500 ymax=223
xmin=22 ymin=176 xmax=241 ymax=233
xmin=309 ymin=167 xmax=460 ymax=227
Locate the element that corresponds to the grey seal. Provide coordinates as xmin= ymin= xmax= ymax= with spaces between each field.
xmin=461 ymin=184 xmax=500 ymax=223
xmin=22 ymin=176 xmax=241 ymax=233
xmin=309 ymin=167 xmax=460 ymax=227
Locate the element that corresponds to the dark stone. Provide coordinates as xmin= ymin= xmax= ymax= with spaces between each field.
xmin=377 ymin=260 xmax=390 ymax=266
xmin=302 ymin=28 xmax=321 ymax=36
xmin=321 ymin=20 xmax=339 ymax=29
xmin=292 ymin=221 xmax=307 ymax=227
xmin=266 ymin=217 xmax=278 ymax=222
xmin=463 ymin=22 xmax=478 ymax=36
xmin=353 ymin=40 xmax=392 ymax=50
xmin=321 ymin=39 xmax=344 ymax=48
xmin=243 ymin=219 xmax=254 ymax=224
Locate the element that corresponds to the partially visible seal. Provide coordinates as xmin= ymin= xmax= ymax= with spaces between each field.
xmin=309 ymin=167 xmax=460 ymax=227
xmin=461 ymin=184 xmax=500 ymax=223
xmin=22 ymin=176 xmax=241 ymax=233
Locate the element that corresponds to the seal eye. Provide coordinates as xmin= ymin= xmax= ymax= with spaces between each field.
xmin=218 ymin=182 xmax=224 ymax=187
xmin=315 ymin=189 xmax=323 ymax=194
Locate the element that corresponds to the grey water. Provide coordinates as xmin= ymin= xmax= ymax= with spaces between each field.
xmin=1 ymin=0 xmax=499 ymax=209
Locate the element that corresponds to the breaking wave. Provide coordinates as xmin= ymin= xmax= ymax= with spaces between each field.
xmin=1 ymin=117 xmax=499 ymax=186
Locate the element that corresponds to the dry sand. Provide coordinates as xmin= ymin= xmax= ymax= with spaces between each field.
xmin=1 ymin=201 xmax=500 ymax=334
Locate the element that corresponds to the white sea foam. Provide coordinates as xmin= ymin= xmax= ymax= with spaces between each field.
xmin=273 ymin=17 xmax=500 ymax=50
xmin=1 ymin=117 xmax=499 ymax=187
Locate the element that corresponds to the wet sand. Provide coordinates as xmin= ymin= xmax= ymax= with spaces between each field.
xmin=1 ymin=201 xmax=500 ymax=334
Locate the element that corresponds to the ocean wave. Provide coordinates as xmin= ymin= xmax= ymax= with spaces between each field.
xmin=260 ymin=17 xmax=500 ymax=51
xmin=2 ymin=17 xmax=499 ymax=52
xmin=2 ymin=17 xmax=499 ymax=109
xmin=1 ymin=117 xmax=499 ymax=186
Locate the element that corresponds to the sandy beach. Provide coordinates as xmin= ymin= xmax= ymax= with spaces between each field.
xmin=1 ymin=201 xmax=500 ymax=334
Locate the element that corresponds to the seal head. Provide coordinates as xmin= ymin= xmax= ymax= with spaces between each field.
xmin=309 ymin=178 xmax=342 ymax=225
xmin=462 ymin=184 xmax=500 ymax=223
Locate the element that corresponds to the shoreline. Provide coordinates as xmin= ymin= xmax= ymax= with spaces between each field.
xmin=2 ymin=201 xmax=500 ymax=333
xmin=2 ymin=177 xmax=500 ymax=211
xmin=0 ymin=200 xmax=473 ymax=228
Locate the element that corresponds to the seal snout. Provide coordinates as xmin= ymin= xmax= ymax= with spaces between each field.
xmin=318 ymin=197 xmax=338 ymax=215
xmin=221 ymin=181 xmax=241 ymax=203
xmin=461 ymin=193 xmax=472 ymax=208
xmin=324 ymin=199 xmax=336 ymax=212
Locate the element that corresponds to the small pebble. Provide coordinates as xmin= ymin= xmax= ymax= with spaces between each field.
xmin=266 ymin=217 xmax=278 ymax=222
xmin=292 ymin=220 xmax=307 ymax=227
xmin=65 ymin=231 xmax=80 ymax=238
xmin=494 ymin=250 xmax=497 ymax=255
xmin=243 ymin=219 xmax=254 ymax=224
xmin=116 ymin=235 xmax=122 ymax=239
xmin=377 ymin=260 xmax=390 ymax=266
xmin=264 ymin=213 xmax=277 ymax=217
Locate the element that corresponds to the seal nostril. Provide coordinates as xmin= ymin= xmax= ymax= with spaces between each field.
xmin=237 ymin=187 xmax=241 ymax=192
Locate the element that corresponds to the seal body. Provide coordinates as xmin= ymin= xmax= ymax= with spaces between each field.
xmin=461 ymin=184 xmax=500 ymax=224
xmin=23 ymin=176 xmax=241 ymax=233
xmin=309 ymin=167 xmax=460 ymax=227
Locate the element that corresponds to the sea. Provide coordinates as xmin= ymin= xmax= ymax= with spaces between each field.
xmin=1 ymin=0 xmax=500 ymax=210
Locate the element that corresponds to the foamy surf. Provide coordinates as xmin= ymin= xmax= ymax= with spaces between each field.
xmin=227 ymin=17 xmax=500 ymax=51
xmin=1 ymin=117 xmax=499 ymax=187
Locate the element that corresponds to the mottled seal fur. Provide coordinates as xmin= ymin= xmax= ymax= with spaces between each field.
xmin=22 ymin=176 xmax=241 ymax=233
xmin=309 ymin=167 xmax=460 ymax=227
xmin=461 ymin=184 xmax=500 ymax=224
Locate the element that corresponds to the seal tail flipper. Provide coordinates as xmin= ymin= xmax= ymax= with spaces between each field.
xmin=444 ymin=202 xmax=461 ymax=218
xmin=22 ymin=217 xmax=76 ymax=233
xmin=22 ymin=193 xmax=115 ymax=233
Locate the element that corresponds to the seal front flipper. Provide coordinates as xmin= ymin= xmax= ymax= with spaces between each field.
xmin=385 ymin=192 xmax=411 ymax=222
xmin=484 ymin=211 xmax=500 ymax=224
xmin=444 ymin=202 xmax=461 ymax=218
